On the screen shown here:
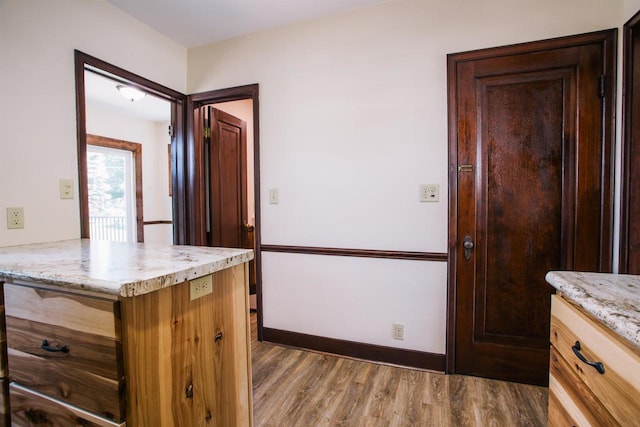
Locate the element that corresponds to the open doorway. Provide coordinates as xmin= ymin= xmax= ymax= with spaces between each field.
xmin=75 ymin=50 xmax=188 ymax=243
xmin=188 ymin=85 xmax=262 ymax=335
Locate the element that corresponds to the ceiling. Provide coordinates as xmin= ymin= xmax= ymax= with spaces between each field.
xmin=87 ymin=0 xmax=391 ymax=122
xmin=85 ymin=71 xmax=171 ymax=122
xmin=106 ymin=0 xmax=391 ymax=48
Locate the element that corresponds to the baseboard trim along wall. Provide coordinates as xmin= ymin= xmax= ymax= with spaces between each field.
xmin=262 ymin=327 xmax=446 ymax=372
xmin=261 ymin=245 xmax=447 ymax=262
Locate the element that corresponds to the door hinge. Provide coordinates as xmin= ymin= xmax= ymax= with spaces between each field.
xmin=203 ymin=127 xmax=211 ymax=138
xmin=599 ymin=74 xmax=606 ymax=98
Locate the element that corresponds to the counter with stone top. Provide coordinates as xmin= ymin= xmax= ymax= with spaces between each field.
xmin=0 ymin=238 xmax=254 ymax=297
xmin=545 ymin=271 xmax=640 ymax=351
xmin=0 ymin=238 xmax=255 ymax=425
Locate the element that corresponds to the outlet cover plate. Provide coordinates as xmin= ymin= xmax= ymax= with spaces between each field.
xmin=392 ymin=323 xmax=404 ymax=340
xmin=6 ymin=207 xmax=24 ymax=229
xmin=419 ymin=184 xmax=439 ymax=202
xmin=190 ymin=274 xmax=213 ymax=301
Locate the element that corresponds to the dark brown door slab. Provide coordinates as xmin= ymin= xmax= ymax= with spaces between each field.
xmin=621 ymin=10 xmax=640 ymax=274
xmin=207 ymin=107 xmax=248 ymax=248
xmin=447 ymin=30 xmax=616 ymax=385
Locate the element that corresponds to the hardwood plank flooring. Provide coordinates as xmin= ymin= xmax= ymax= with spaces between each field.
xmin=250 ymin=313 xmax=548 ymax=426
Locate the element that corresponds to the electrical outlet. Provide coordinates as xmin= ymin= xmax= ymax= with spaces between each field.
xmin=190 ymin=274 xmax=213 ymax=300
xmin=6 ymin=207 xmax=24 ymax=229
xmin=269 ymin=188 xmax=279 ymax=204
xmin=419 ymin=184 xmax=439 ymax=202
xmin=392 ymin=323 xmax=404 ymax=340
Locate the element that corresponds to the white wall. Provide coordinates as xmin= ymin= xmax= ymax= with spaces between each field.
xmin=85 ymin=102 xmax=173 ymax=244
xmin=0 ymin=0 xmax=186 ymax=247
xmin=188 ymin=0 xmax=624 ymax=354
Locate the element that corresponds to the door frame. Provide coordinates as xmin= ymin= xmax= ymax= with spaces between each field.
xmin=445 ymin=30 xmax=617 ymax=374
xmin=187 ymin=84 xmax=263 ymax=339
xmin=74 ymin=50 xmax=189 ymax=244
xmin=620 ymin=9 xmax=640 ymax=273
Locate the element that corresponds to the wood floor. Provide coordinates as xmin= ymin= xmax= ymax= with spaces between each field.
xmin=249 ymin=313 xmax=549 ymax=426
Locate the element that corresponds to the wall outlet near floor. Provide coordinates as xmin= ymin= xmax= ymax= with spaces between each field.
xmin=190 ymin=274 xmax=213 ymax=301
xmin=419 ymin=184 xmax=439 ymax=202
xmin=392 ymin=323 xmax=405 ymax=340
xmin=6 ymin=207 xmax=24 ymax=229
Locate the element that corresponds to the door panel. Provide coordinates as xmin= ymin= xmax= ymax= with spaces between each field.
xmin=208 ymin=107 xmax=248 ymax=248
xmin=479 ymin=72 xmax=567 ymax=347
xmin=448 ymin=30 xmax=616 ymax=385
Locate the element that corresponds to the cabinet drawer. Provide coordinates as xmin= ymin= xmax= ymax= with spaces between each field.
xmin=10 ymin=382 xmax=125 ymax=427
xmin=550 ymin=295 xmax=640 ymax=423
xmin=549 ymin=346 xmax=618 ymax=426
xmin=4 ymin=283 xmax=125 ymax=423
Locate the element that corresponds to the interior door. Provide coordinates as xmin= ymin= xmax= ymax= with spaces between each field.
xmin=206 ymin=107 xmax=248 ymax=248
xmin=448 ymin=30 xmax=616 ymax=386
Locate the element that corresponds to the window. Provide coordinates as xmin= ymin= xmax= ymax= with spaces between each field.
xmin=87 ymin=135 xmax=143 ymax=242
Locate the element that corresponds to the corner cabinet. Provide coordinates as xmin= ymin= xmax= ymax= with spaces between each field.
xmin=2 ymin=263 xmax=253 ymax=427
xmin=548 ymin=294 xmax=640 ymax=425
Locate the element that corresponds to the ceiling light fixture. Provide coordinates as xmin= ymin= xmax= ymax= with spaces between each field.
xmin=116 ymin=84 xmax=146 ymax=102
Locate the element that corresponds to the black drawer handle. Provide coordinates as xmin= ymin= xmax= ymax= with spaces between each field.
xmin=41 ymin=339 xmax=69 ymax=353
xmin=572 ymin=341 xmax=604 ymax=374
xmin=214 ymin=332 xmax=223 ymax=343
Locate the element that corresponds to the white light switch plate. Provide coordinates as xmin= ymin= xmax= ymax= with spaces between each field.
xmin=269 ymin=188 xmax=279 ymax=204
xmin=60 ymin=179 xmax=74 ymax=199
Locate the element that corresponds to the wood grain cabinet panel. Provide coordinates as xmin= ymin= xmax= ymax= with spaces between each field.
xmin=549 ymin=295 xmax=640 ymax=425
xmin=4 ymin=283 xmax=124 ymax=423
xmin=2 ymin=263 xmax=253 ymax=427
xmin=9 ymin=382 xmax=124 ymax=427
xmin=121 ymin=263 xmax=253 ymax=427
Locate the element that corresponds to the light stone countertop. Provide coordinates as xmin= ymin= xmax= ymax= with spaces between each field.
xmin=546 ymin=271 xmax=640 ymax=350
xmin=0 ymin=239 xmax=253 ymax=298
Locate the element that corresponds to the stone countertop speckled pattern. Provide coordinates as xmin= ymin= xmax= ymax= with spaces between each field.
xmin=546 ymin=271 xmax=640 ymax=351
xmin=0 ymin=239 xmax=253 ymax=298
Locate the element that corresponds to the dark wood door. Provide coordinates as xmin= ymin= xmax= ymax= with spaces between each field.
xmin=206 ymin=107 xmax=248 ymax=248
xmin=447 ymin=30 xmax=616 ymax=386
xmin=621 ymin=10 xmax=640 ymax=273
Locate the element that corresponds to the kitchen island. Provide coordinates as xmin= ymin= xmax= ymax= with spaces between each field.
xmin=545 ymin=271 xmax=640 ymax=425
xmin=0 ymin=239 xmax=254 ymax=426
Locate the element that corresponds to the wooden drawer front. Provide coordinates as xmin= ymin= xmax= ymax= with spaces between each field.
xmin=549 ymin=346 xmax=618 ymax=426
xmin=10 ymin=382 xmax=125 ymax=427
xmin=4 ymin=283 xmax=124 ymax=422
xmin=550 ymin=295 xmax=640 ymax=423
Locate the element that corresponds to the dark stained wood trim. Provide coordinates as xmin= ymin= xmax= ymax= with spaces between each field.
xmin=446 ymin=29 xmax=617 ymax=375
xmin=87 ymin=134 xmax=144 ymax=243
xmin=143 ymin=220 xmax=173 ymax=226
xmin=620 ymin=10 xmax=640 ymax=273
xmin=74 ymin=50 xmax=188 ymax=244
xmin=261 ymin=245 xmax=447 ymax=262
xmin=262 ymin=327 xmax=446 ymax=372
xmin=186 ymin=84 xmax=263 ymax=339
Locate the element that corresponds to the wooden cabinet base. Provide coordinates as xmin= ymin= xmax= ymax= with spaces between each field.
xmin=9 ymin=382 xmax=124 ymax=427
xmin=121 ymin=263 xmax=253 ymax=427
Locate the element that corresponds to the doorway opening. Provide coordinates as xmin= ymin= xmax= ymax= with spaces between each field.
xmin=74 ymin=50 xmax=188 ymax=244
xmin=188 ymin=85 xmax=263 ymax=336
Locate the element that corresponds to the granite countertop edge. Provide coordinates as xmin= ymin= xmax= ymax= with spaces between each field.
xmin=545 ymin=271 xmax=640 ymax=350
xmin=0 ymin=239 xmax=254 ymax=298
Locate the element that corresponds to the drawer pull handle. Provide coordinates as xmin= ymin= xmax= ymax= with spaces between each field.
xmin=572 ymin=341 xmax=604 ymax=374
xmin=214 ymin=332 xmax=223 ymax=342
xmin=41 ymin=339 xmax=69 ymax=353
